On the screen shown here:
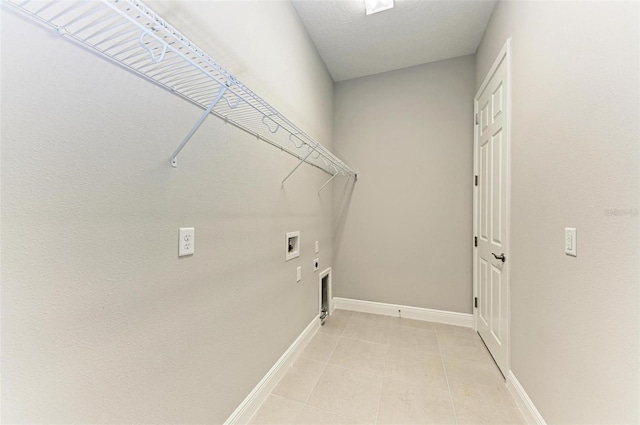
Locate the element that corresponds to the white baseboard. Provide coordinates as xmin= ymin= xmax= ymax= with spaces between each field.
xmin=507 ymin=371 xmax=547 ymax=425
xmin=224 ymin=317 xmax=320 ymax=425
xmin=332 ymin=297 xmax=474 ymax=328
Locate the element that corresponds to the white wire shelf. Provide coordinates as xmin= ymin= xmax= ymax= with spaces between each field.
xmin=6 ymin=0 xmax=357 ymax=189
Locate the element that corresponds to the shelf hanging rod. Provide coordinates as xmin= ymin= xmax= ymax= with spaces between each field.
xmin=171 ymin=85 xmax=228 ymax=167
xmin=281 ymin=146 xmax=318 ymax=188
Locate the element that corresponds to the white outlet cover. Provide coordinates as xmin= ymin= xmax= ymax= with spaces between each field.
xmin=296 ymin=266 xmax=302 ymax=282
xmin=179 ymin=227 xmax=195 ymax=257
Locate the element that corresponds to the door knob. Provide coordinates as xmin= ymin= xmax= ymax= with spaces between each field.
xmin=492 ymin=252 xmax=506 ymax=262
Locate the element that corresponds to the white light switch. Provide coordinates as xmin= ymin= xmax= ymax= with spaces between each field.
xmin=315 ymin=241 xmax=319 ymax=254
xmin=179 ymin=227 xmax=195 ymax=257
xmin=296 ymin=266 xmax=302 ymax=282
xmin=565 ymin=227 xmax=576 ymax=257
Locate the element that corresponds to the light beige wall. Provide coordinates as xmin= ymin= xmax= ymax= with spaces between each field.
xmin=333 ymin=55 xmax=476 ymax=313
xmin=0 ymin=2 xmax=336 ymax=423
xmin=476 ymin=2 xmax=639 ymax=423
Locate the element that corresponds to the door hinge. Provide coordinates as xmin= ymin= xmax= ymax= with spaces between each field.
xmin=474 ymin=175 xmax=478 ymax=186
xmin=474 ymin=236 xmax=477 ymax=247
xmin=474 ymin=297 xmax=478 ymax=308
xmin=475 ymin=113 xmax=479 ymax=125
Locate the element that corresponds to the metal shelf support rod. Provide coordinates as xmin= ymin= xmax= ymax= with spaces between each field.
xmin=171 ymin=85 xmax=228 ymax=167
xmin=318 ymin=171 xmax=339 ymax=194
xmin=281 ymin=147 xmax=317 ymax=188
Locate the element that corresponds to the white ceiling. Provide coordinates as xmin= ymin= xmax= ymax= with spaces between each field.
xmin=291 ymin=0 xmax=497 ymax=82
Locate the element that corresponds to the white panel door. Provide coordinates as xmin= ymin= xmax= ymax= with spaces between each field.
xmin=474 ymin=41 xmax=510 ymax=377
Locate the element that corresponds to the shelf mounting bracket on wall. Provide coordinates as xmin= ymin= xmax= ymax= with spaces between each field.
xmin=318 ymin=170 xmax=340 ymax=194
xmin=171 ymin=85 xmax=228 ymax=167
xmin=281 ymin=146 xmax=318 ymax=188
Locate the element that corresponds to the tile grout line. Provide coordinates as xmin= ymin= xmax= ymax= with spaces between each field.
xmin=438 ymin=328 xmax=530 ymax=420
xmin=373 ymin=318 xmax=392 ymax=425
xmin=301 ymin=332 xmax=341 ymax=405
xmin=331 ymin=311 xmax=390 ymax=424
xmin=326 ymin=311 xmax=381 ymax=423
xmin=296 ymin=311 xmax=354 ymax=423
xmin=436 ymin=328 xmax=460 ymax=425
xmin=265 ymin=314 xmax=350 ymax=424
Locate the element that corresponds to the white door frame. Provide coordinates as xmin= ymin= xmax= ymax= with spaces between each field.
xmin=473 ymin=38 xmax=512 ymax=374
xmin=319 ymin=267 xmax=332 ymax=316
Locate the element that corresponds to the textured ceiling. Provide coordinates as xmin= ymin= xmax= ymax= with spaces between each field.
xmin=291 ymin=0 xmax=497 ymax=81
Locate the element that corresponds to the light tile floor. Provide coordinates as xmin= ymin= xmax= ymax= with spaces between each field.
xmin=248 ymin=310 xmax=526 ymax=425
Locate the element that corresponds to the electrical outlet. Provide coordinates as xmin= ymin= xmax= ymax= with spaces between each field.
xmin=296 ymin=266 xmax=302 ymax=282
xmin=179 ymin=227 xmax=195 ymax=257
xmin=313 ymin=258 xmax=319 ymax=271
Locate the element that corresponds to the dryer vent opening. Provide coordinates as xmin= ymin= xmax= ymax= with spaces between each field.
xmin=319 ymin=269 xmax=331 ymax=325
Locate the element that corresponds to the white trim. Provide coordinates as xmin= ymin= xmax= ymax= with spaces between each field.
xmin=333 ymin=297 xmax=474 ymax=328
xmin=224 ymin=317 xmax=320 ymax=425
xmin=473 ymin=92 xmax=478 ymax=333
xmin=505 ymin=37 xmax=513 ymax=374
xmin=319 ymin=267 xmax=333 ymax=316
xmin=507 ymin=371 xmax=547 ymax=425
xmin=285 ymin=231 xmax=300 ymax=261
xmin=473 ymin=38 xmax=512 ymax=375
xmin=476 ymin=39 xmax=511 ymax=97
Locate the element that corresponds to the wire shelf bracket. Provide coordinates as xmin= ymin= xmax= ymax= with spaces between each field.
xmin=5 ymin=0 xmax=357 ymax=187
xmin=281 ymin=146 xmax=318 ymax=188
xmin=318 ymin=171 xmax=340 ymax=194
xmin=171 ymin=85 xmax=228 ymax=168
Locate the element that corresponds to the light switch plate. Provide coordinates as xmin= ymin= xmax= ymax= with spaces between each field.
xmin=296 ymin=266 xmax=302 ymax=282
xmin=179 ymin=227 xmax=195 ymax=257
xmin=315 ymin=241 xmax=319 ymax=254
xmin=313 ymin=258 xmax=319 ymax=271
xmin=565 ymin=227 xmax=576 ymax=256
